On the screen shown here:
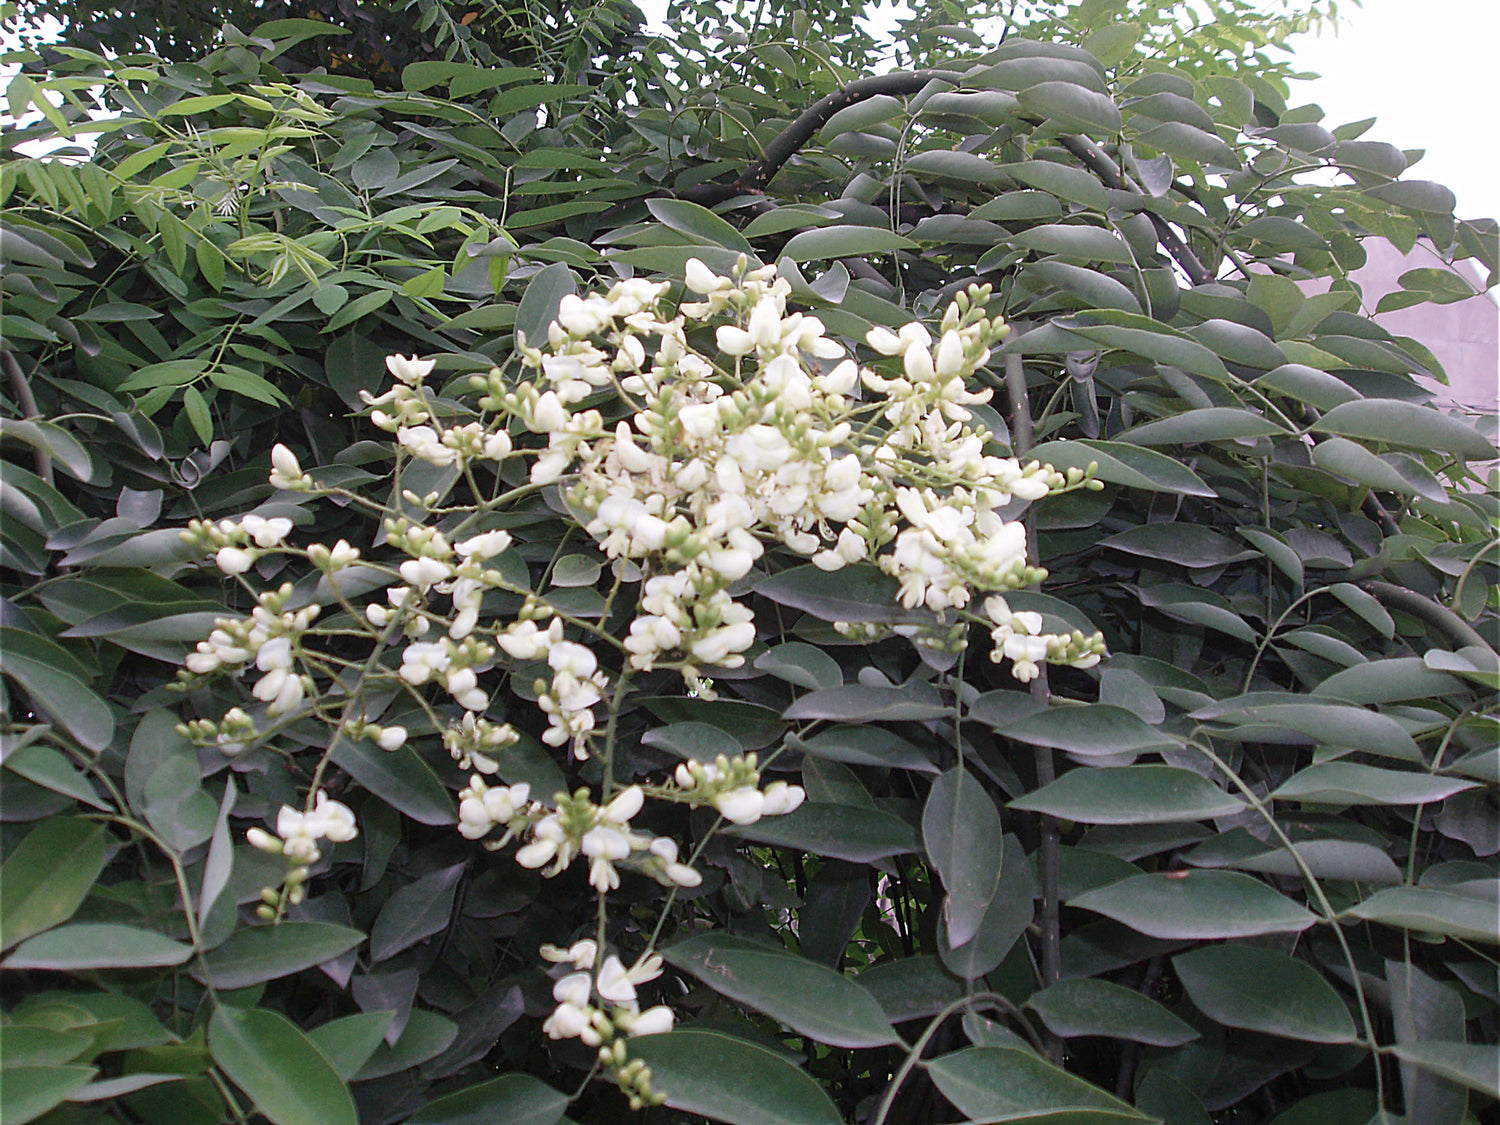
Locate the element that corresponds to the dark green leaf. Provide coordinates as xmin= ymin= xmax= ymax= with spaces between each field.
xmin=923 ymin=767 xmax=1003 ymax=948
xmin=307 ymin=1012 xmax=394 ymax=1082
xmin=1069 ymin=871 xmax=1318 ymax=939
xmin=196 ymin=922 xmax=365 ymax=989
xmin=753 ymin=642 xmax=843 ymax=691
xmin=1026 ymin=978 xmax=1199 ymax=1046
xmin=630 ymin=1029 xmax=842 ymax=1125
xmin=0 ymin=628 xmax=115 ymax=751
xmin=329 ymin=739 xmax=454 ymax=825
xmin=1008 ymin=224 xmax=1135 ymax=264
xmin=780 ymin=225 xmax=917 ymax=261
xmin=725 ymin=802 xmax=917 ymax=863
xmin=1311 ymin=400 xmax=1498 ymax=460
xmin=1272 ymin=762 xmax=1478 ymax=806
xmin=369 ymin=862 xmax=464 ymax=961
xmin=783 ymin=683 xmax=949 ymax=722
xmin=927 ymin=1046 xmax=1150 ymax=1122
xmin=406 ymin=1074 xmax=569 ymax=1125
xmin=1116 ymin=407 xmax=1287 ymax=445
xmin=1345 ymin=887 xmax=1498 ymax=943
xmin=514 ymin=262 xmax=576 ymax=350
xmin=1017 ymin=81 xmax=1122 ymax=135
xmin=1011 ymin=766 xmax=1244 ymax=824
xmin=0 ymin=1064 xmax=98 ymax=1125
xmin=1173 ymin=945 xmax=1356 ymax=1042
xmin=663 ymin=933 xmax=898 ymax=1048
xmin=209 ymin=1006 xmax=356 ymax=1125
xmin=990 ymin=704 xmax=1180 ymax=757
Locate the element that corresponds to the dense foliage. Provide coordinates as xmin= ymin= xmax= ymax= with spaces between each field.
xmin=1 ymin=2 xmax=1496 ymax=1125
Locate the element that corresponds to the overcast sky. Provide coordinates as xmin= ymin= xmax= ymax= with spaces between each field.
xmin=1285 ymin=0 xmax=1499 ymax=222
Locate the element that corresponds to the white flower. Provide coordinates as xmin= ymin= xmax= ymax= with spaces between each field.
xmin=241 ymin=514 xmax=293 ymax=548
xmin=595 ymin=955 xmax=637 ymax=1005
xmin=386 ymin=354 xmax=436 ymax=385
xmin=400 ymin=556 xmax=452 ymax=589
xmin=685 ymin=257 xmax=728 ymax=295
xmin=311 ymin=791 xmax=358 ymax=842
xmin=269 ymin=444 xmax=309 ymax=490
xmin=712 ymin=786 xmax=765 ymax=825
xmin=376 ymin=726 xmax=407 ymax=751
xmin=216 ymin=546 xmax=256 ymax=575
xmin=620 ymin=1005 xmax=675 ymax=1036
xmin=761 ymin=781 xmax=805 ymax=817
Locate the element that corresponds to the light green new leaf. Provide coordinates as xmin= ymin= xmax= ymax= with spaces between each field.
xmin=1173 ymin=944 xmax=1357 ymax=1042
xmin=630 ymin=1030 xmax=842 ymax=1125
xmin=209 ymin=1006 xmax=356 ymax=1125
xmin=663 ymin=933 xmax=898 ymax=1048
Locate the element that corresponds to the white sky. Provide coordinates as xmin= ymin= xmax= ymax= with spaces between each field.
xmin=1286 ymin=0 xmax=1499 ymax=222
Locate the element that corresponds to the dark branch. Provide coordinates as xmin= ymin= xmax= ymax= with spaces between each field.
xmin=1361 ymin=580 xmax=1491 ymax=651
xmin=1056 ymin=134 xmax=1214 ymax=286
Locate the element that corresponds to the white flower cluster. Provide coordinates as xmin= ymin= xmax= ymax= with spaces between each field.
xmin=180 ymin=579 xmax=318 ymax=716
xmin=245 ymin=790 xmax=358 ymax=916
xmin=539 ymin=939 xmax=671 ymax=1108
xmin=984 ymin=596 xmax=1105 ymax=682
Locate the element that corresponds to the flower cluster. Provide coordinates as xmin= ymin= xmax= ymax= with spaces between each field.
xmin=245 ymin=790 xmax=358 ymax=917
xmin=539 ymin=939 xmax=671 ymax=1109
xmin=176 ymin=264 xmax=1109 ymax=1115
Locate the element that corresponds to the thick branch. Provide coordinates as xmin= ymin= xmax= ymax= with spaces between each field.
xmin=1056 ymin=134 xmax=1213 ymax=286
xmin=1361 ymin=580 xmax=1491 ymax=651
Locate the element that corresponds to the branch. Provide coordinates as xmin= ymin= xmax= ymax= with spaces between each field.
xmin=671 ymin=70 xmax=963 ymax=209
xmin=1055 ymin=134 xmax=1214 ymax=286
xmin=3 ymin=349 xmax=52 ymax=486
xmin=1360 ymin=580 xmax=1491 ymax=651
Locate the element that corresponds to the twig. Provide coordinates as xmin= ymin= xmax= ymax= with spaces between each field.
xmin=1361 ymin=579 xmax=1491 ymax=651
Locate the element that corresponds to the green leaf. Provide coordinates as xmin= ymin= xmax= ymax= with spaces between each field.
xmin=1186 ymin=318 xmax=1285 ymax=368
xmin=0 ymin=1026 xmax=94 ymax=1066
xmin=1389 ymin=1042 xmax=1500 ymax=1100
xmin=1175 ymin=944 xmax=1357 ymax=1043
xmin=724 ymin=802 xmax=918 ymax=863
xmin=1025 ymin=259 xmax=1141 ymax=313
xmin=922 ymin=767 xmax=1003 ymax=948
xmin=641 ymin=721 xmax=742 ymax=763
xmin=0 ymin=818 xmax=106 ymax=950
xmin=987 ymin=703 xmax=1180 ymax=757
xmin=938 ymin=833 xmax=1035 ymax=980
xmin=753 ymin=642 xmax=843 ymax=691
xmin=816 ymin=94 xmax=906 ymax=141
xmin=1365 ymin=179 xmax=1456 ymax=213
xmin=306 ymin=1012 xmax=393 ymax=1082
xmin=0 ymin=1064 xmax=98 ymax=1125
xmin=662 ymin=933 xmax=899 ymax=1048
xmin=999 ymin=161 xmax=1109 ymax=210
xmin=902 ymin=149 xmax=1010 ymax=188
xmin=4 ymin=923 xmax=192 ymax=970
xmin=646 ymin=198 xmax=754 ymax=253
xmin=1136 ymin=120 xmax=1240 ymax=168
xmin=1239 ymin=527 xmax=1304 ymax=586
xmin=1316 ymin=658 xmax=1465 ymax=705
xmin=1344 ymin=886 xmax=1499 ymax=943
xmin=195 ymin=922 xmax=365 ymax=989
xmin=927 ymin=1046 xmax=1150 ymax=1122
xmin=208 ymin=1006 xmax=356 ymax=1125
xmin=1011 ymin=766 xmax=1245 ymax=824
xmin=1117 ymin=406 xmax=1286 ymax=445
xmin=0 ymin=419 xmax=91 ymax=481
xmin=1193 ymin=697 xmax=1423 ymax=762
xmin=1101 ymin=523 xmax=1257 ymax=568
xmin=629 ymin=1029 xmax=843 ymax=1125
xmin=780 ymin=225 xmax=917 ymax=261
xmin=1017 ymin=81 xmax=1123 ymax=135
xmin=349 ymin=1009 xmax=456 ymax=1080
xmin=1008 ymin=224 xmax=1135 ymax=263
xmin=329 ymin=739 xmax=454 ymax=825
xmin=406 ymin=1074 xmax=569 ymax=1125
xmin=3 ymin=743 xmax=109 ymax=810
xmin=369 ymin=862 xmax=465 ymax=962
xmin=1069 ymin=871 xmax=1318 ymax=939
xmin=1026 ymin=978 xmax=1199 ymax=1046
xmin=755 ymin=563 xmax=928 ymax=624
xmin=514 ymin=261 xmax=577 ymax=349
xmin=782 ymin=683 xmax=949 ymax=722
xmin=790 ymin=727 xmax=938 ymax=773
xmin=1310 ymin=399 xmax=1498 ymax=460
xmin=1272 ymin=762 xmax=1478 ymax=806
xmin=1031 ymin=438 xmax=1214 ymax=496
